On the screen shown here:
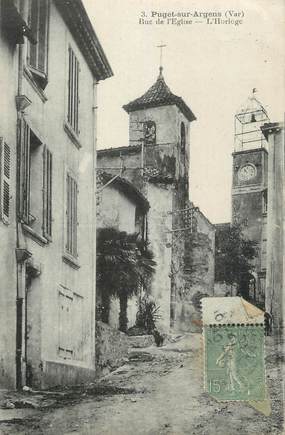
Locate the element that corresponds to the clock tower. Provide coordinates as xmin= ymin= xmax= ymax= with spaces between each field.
xmin=232 ymin=90 xmax=269 ymax=307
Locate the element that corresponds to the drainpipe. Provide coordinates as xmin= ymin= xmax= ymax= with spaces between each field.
xmin=92 ymin=80 xmax=98 ymax=369
xmin=15 ymin=0 xmax=31 ymax=390
xmin=15 ymin=34 xmax=24 ymax=390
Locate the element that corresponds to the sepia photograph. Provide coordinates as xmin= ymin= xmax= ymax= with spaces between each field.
xmin=0 ymin=0 xmax=284 ymax=434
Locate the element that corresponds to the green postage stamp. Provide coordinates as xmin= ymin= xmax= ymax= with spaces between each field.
xmin=204 ymin=324 xmax=265 ymax=401
xmin=202 ymin=297 xmax=266 ymax=401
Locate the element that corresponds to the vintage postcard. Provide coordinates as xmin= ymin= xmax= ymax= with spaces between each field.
xmin=0 ymin=0 xmax=284 ymax=434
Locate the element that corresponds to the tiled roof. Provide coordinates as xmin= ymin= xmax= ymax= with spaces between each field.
xmin=123 ymin=68 xmax=196 ymax=122
xmin=97 ymin=144 xmax=141 ymax=156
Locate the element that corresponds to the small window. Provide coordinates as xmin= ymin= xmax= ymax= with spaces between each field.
xmin=181 ymin=122 xmax=186 ymax=153
xmin=67 ymin=47 xmax=80 ymax=135
xmin=27 ymin=0 xmax=49 ymax=88
xmin=0 ymin=139 xmax=11 ymax=224
xmin=144 ymin=121 xmax=156 ymax=145
xmin=66 ymin=172 xmax=78 ymax=258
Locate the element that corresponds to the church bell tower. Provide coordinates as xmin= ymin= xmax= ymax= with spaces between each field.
xmin=123 ymin=66 xmax=196 ymax=190
xmin=232 ymin=90 xmax=270 ymax=307
xmin=122 ymin=66 xmax=196 ymax=331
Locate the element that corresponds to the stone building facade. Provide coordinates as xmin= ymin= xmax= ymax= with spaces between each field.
xmin=261 ymin=122 xmax=284 ymax=332
xmin=0 ymin=0 xmax=112 ymax=389
xmin=97 ymin=67 xmax=196 ymax=332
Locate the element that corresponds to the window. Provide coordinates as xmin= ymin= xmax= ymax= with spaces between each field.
xmin=144 ymin=121 xmax=156 ymax=145
xmin=67 ymin=47 xmax=80 ymax=135
xmin=181 ymin=122 xmax=186 ymax=153
xmin=27 ymin=0 xmax=49 ymax=88
xmin=66 ymin=173 xmax=78 ymax=258
xmin=20 ymin=121 xmax=52 ymax=238
xmin=0 ymin=138 xmax=11 ymax=224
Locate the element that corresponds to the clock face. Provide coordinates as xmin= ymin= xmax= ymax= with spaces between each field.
xmin=238 ymin=164 xmax=257 ymax=182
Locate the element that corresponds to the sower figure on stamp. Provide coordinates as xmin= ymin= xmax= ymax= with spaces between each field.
xmin=216 ymin=334 xmax=243 ymax=393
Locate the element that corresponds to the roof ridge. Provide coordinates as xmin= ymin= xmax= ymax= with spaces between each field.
xmin=122 ymin=72 xmax=196 ymax=122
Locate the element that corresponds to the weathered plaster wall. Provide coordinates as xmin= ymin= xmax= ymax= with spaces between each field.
xmin=129 ymin=106 xmax=190 ymax=181
xmin=18 ymin=1 xmax=97 ymax=387
xmin=0 ymin=17 xmax=18 ymax=389
xmin=147 ymin=183 xmax=173 ymax=332
xmin=97 ymin=185 xmax=137 ymax=233
xmin=265 ymin=125 xmax=284 ymax=331
xmin=97 ymin=149 xmax=144 ymax=192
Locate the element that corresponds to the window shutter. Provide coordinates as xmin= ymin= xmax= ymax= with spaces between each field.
xmin=28 ymin=0 xmax=48 ymax=75
xmin=19 ymin=120 xmax=30 ymax=223
xmin=29 ymin=0 xmax=39 ymax=69
xmin=0 ymin=139 xmax=11 ymax=224
xmin=67 ymin=48 xmax=79 ymax=134
xmin=74 ymin=56 xmax=79 ymax=134
xmin=43 ymin=145 xmax=52 ymax=239
xmin=66 ymin=173 xmax=78 ymax=257
xmin=38 ymin=0 xmax=48 ymax=73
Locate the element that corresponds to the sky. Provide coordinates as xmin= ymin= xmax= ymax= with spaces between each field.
xmin=83 ymin=0 xmax=285 ymax=223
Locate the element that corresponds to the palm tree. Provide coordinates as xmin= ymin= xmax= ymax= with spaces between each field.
xmin=96 ymin=228 xmax=156 ymax=332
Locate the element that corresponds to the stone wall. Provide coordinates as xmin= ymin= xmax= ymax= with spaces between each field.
xmin=95 ymin=321 xmax=130 ymax=377
xmin=176 ymin=206 xmax=215 ymax=332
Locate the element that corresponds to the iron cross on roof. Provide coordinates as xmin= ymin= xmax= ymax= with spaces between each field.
xmin=157 ymin=42 xmax=167 ymax=72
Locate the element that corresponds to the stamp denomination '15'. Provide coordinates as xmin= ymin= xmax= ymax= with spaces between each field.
xmin=205 ymin=325 xmax=265 ymax=401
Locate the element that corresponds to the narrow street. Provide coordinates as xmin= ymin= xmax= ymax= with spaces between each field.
xmin=0 ymin=334 xmax=283 ymax=435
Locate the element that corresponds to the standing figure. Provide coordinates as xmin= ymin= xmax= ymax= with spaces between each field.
xmin=216 ymin=334 xmax=243 ymax=392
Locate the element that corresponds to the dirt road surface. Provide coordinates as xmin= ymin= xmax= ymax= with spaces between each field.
xmin=0 ymin=334 xmax=283 ymax=435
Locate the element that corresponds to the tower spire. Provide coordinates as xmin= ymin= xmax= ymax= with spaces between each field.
xmin=157 ymin=42 xmax=166 ymax=77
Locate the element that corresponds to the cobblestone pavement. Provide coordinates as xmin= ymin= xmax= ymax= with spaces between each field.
xmin=0 ymin=334 xmax=283 ymax=435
